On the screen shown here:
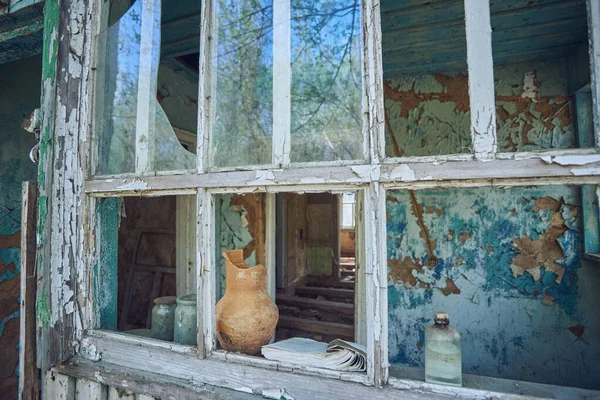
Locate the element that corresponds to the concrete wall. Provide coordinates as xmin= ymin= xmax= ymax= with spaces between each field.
xmin=0 ymin=55 xmax=40 ymax=399
xmin=384 ymin=58 xmax=577 ymax=157
xmin=387 ymin=186 xmax=600 ymax=389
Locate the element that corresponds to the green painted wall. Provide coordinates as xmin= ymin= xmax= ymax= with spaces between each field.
xmin=0 ymin=55 xmax=40 ymax=399
xmin=387 ymin=186 xmax=600 ymax=389
xmin=384 ymin=58 xmax=577 ymax=157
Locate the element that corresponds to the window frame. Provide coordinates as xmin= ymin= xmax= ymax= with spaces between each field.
xmin=74 ymin=0 xmax=600 ymax=394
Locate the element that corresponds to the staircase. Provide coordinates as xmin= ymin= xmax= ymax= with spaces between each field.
xmin=276 ymin=257 xmax=356 ymax=343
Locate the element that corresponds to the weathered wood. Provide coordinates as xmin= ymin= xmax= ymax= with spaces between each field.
xmin=363 ymin=0 xmax=385 ymax=162
xmin=176 ymin=195 xmax=197 ymax=296
xmin=276 ymin=294 xmax=354 ymax=315
xmin=197 ymin=188 xmax=214 ymax=357
xmin=363 ymin=183 xmax=388 ymax=387
xmin=44 ymin=371 xmax=75 ymax=400
xmin=304 ymin=277 xmax=355 ymax=289
xmin=56 ymin=358 xmax=261 ymax=399
xmin=294 ymin=286 xmax=354 ymax=301
xmin=464 ymin=0 xmax=497 ymax=160
xmin=197 ymin=0 xmax=213 ymax=172
xmin=19 ymin=181 xmax=39 ymax=400
xmin=85 ymin=155 xmax=600 ymax=196
xmin=37 ymin=0 xmax=92 ymax=372
xmin=75 ymin=378 xmax=107 ymax=400
xmin=109 ymin=386 xmax=135 ymax=400
xmin=277 ymin=316 xmax=354 ymax=338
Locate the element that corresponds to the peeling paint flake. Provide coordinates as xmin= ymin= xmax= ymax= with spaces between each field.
xmin=351 ymin=165 xmax=380 ymax=181
xmin=115 ymin=178 xmax=150 ymax=191
xmin=246 ymin=170 xmax=275 ymax=185
xmin=389 ymin=164 xmax=416 ymax=181
xmin=541 ymin=154 xmax=600 ymax=166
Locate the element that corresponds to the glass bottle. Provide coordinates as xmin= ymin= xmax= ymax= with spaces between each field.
xmin=424 ymin=312 xmax=462 ymax=386
xmin=173 ymin=294 xmax=197 ymax=346
xmin=151 ymin=296 xmax=176 ymax=341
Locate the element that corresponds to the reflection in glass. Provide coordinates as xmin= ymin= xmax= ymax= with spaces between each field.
xmin=290 ymin=0 xmax=362 ymax=162
xmin=213 ymin=0 xmax=273 ymax=168
xmin=94 ymin=0 xmax=195 ymax=176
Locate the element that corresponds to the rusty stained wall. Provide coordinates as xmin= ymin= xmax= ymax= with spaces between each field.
xmin=384 ymin=58 xmax=576 ymax=157
xmin=0 ymin=55 xmax=39 ymax=399
xmin=386 ymin=186 xmax=600 ymax=389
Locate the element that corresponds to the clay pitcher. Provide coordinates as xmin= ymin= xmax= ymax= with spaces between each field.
xmin=216 ymin=250 xmax=279 ymax=355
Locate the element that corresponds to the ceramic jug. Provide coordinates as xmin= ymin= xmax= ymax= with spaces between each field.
xmin=216 ymin=250 xmax=279 ymax=355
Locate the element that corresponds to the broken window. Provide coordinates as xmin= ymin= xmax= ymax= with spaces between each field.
xmin=92 ymin=0 xmax=198 ymax=176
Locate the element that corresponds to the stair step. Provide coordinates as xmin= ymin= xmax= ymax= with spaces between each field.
xmin=277 ymin=316 xmax=354 ymax=339
xmin=295 ymin=286 xmax=354 ymax=301
xmin=305 ymin=277 xmax=355 ymax=289
xmin=276 ymin=294 xmax=354 ymax=315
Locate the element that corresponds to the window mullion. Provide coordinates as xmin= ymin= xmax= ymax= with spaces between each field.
xmin=197 ymin=0 xmax=214 ymax=173
xmin=197 ymin=188 xmax=215 ymax=357
xmin=363 ymin=182 xmax=388 ymax=387
xmin=464 ymin=0 xmax=497 ymax=161
xmin=134 ymin=0 xmax=160 ymax=174
xmin=272 ymin=0 xmax=291 ymax=168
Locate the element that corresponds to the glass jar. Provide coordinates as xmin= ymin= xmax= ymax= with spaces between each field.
xmin=151 ymin=296 xmax=176 ymax=341
xmin=174 ymin=294 xmax=197 ymax=346
xmin=424 ymin=312 xmax=462 ymax=386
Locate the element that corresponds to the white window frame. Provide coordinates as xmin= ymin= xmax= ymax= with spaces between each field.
xmin=76 ymin=0 xmax=600 ymax=395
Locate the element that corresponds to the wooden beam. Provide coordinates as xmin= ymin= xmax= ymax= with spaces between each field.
xmin=19 ymin=181 xmax=39 ymax=400
xmin=277 ymin=316 xmax=354 ymax=338
xmin=197 ymin=0 xmax=213 ymax=173
xmin=464 ymin=0 xmax=497 ymax=160
xmin=276 ymin=294 xmax=355 ymax=315
xmin=75 ymin=378 xmax=107 ymax=400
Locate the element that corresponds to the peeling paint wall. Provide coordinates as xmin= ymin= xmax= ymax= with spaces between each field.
xmin=384 ymin=58 xmax=577 ymax=157
xmin=0 ymin=55 xmax=40 ymax=399
xmin=387 ymin=186 xmax=600 ymax=389
xmin=216 ymin=194 xmax=266 ymax=300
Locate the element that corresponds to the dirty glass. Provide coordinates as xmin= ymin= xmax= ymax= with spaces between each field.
xmin=491 ymin=0 xmax=590 ymax=152
xmin=380 ymin=0 xmax=471 ymax=157
xmin=290 ymin=0 xmax=363 ymax=163
xmin=212 ymin=0 xmax=273 ymax=168
xmin=94 ymin=0 xmax=195 ymax=176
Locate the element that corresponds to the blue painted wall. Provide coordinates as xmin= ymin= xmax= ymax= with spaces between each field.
xmin=0 ymin=55 xmax=40 ymax=398
xmin=387 ymin=186 xmax=600 ymax=389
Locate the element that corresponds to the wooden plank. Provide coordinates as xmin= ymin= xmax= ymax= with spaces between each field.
xmin=19 ymin=181 xmax=39 ymax=400
xmin=464 ymin=0 xmax=497 ymax=160
xmin=294 ymin=286 xmax=354 ymax=301
xmin=176 ymin=195 xmax=197 ymax=296
xmin=109 ymin=386 xmax=135 ymax=400
xmin=197 ymin=188 xmax=214 ymax=357
xmin=587 ymin=0 xmax=600 ymax=147
xmin=272 ymin=0 xmax=291 ymax=168
xmin=44 ymin=371 xmax=75 ymax=400
xmin=304 ymin=277 xmax=355 ymax=289
xmin=56 ymin=358 xmax=266 ymax=400
xmin=75 ymin=378 xmax=107 ymax=400
xmin=276 ymin=294 xmax=355 ymax=315
xmin=277 ymin=316 xmax=354 ymax=338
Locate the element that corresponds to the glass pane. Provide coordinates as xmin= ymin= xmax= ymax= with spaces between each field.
xmin=381 ymin=0 xmax=471 ymax=157
xmin=290 ymin=0 xmax=363 ymax=162
xmin=491 ymin=0 xmax=589 ymax=152
xmin=94 ymin=0 xmax=196 ymax=176
xmin=212 ymin=0 xmax=273 ymax=168
xmin=387 ymin=185 xmax=597 ymax=389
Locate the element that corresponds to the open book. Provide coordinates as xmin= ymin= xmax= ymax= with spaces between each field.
xmin=261 ymin=337 xmax=367 ymax=372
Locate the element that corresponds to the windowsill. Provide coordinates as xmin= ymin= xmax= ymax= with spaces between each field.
xmin=83 ymin=330 xmax=368 ymax=385
xmin=72 ymin=330 xmax=600 ymax=399
xmin=388 ymin=365 xmax=600 ymax=399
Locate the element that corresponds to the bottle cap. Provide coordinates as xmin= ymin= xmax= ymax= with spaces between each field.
xmin=434 ymin=312 xmax=449 ymax=325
